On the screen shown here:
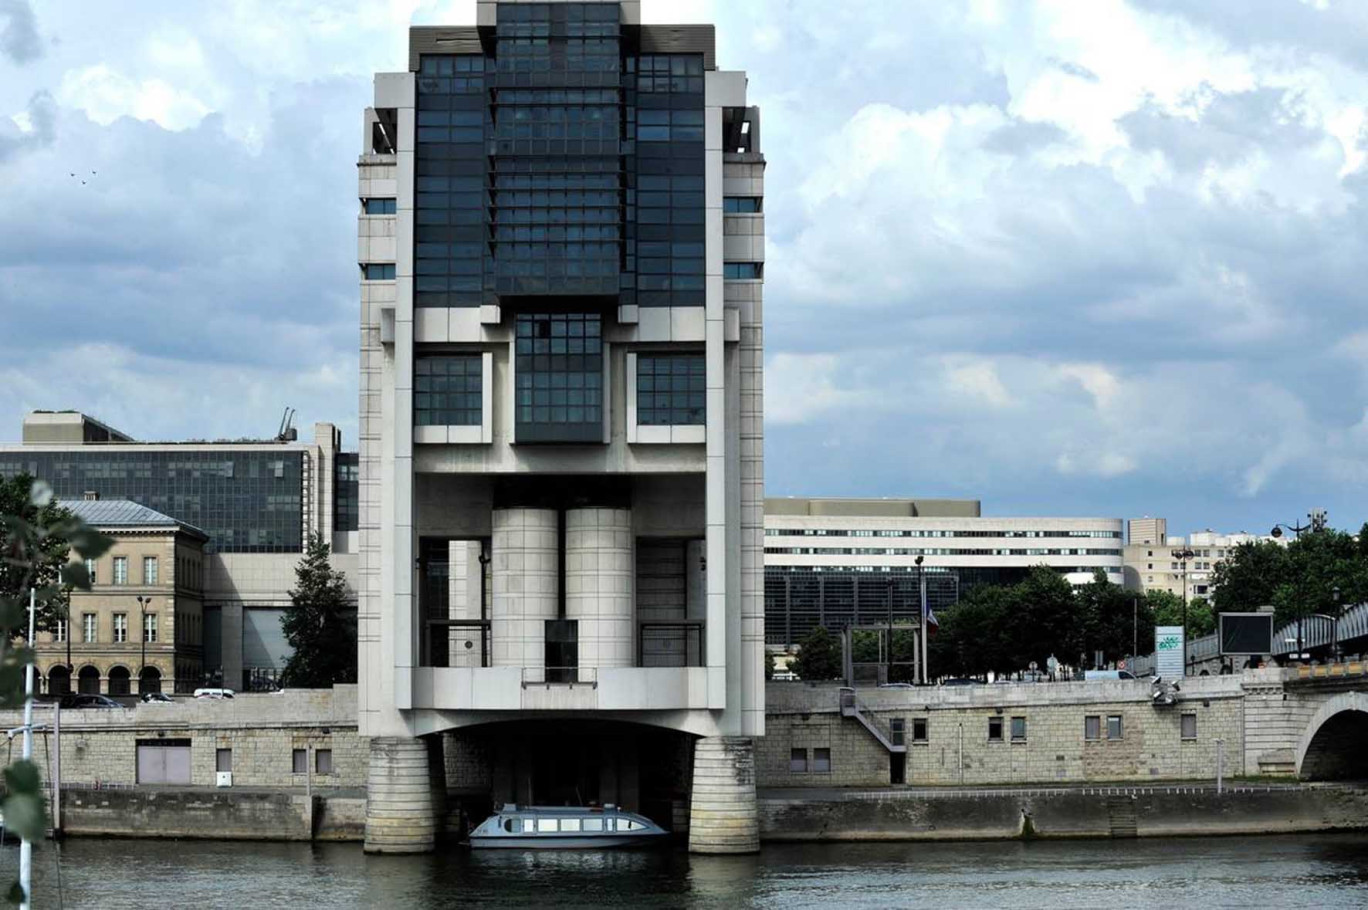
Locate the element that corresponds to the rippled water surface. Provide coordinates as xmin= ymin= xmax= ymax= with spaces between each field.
xmin=9 ymin=833 xmax=1368 ymax=908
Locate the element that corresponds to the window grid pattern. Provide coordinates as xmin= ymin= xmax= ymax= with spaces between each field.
xmin=363 ymin=198 xmax=396 ymax=214
xmin=334 ymin=453 xmax=359 ymax=533
xmin=723 ymin=196 xmax=762 ymax=213
xmin=724 ymin=262 xmax=762 ymax=280
xmin=113 ymin=557 xmax=127 ymax=585
xmin=0 ymin=451 xmax=305 ymax=553
xmin=636 ymin=354 xmax=704 ymax=426
xmin=515 ymin=313 xmax=603 ymax=443
xmin=763 ymin=566 xmax=959 ymax=648
xmin=415 ymin=354 xmax=484 ymax=426
xmin=363 ymin=263 xmax=396 ymax=280
xmin=144 ymin=557 xmax=158 ymax=585
xmin=144 ymin=613 xmax=158 ymax=643
xmin=82 ymin=614 xmax=97 ymax=643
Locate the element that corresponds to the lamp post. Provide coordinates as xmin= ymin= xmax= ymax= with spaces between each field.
xmin=914 ymin=555 xmax=927 ymax=685
xmin=136 ymin=595 xmax=149 ymax=695
xmin=1171 ymin=547 xmax=1195 ymax=676
xmin=1332 ymin=586 xmax=1342 ymax=663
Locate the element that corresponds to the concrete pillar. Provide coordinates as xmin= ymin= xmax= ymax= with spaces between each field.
xmin=566 ymin=507 xmax=634 ymax=669
xmin=688 ymin=736 xmax=758 ymax=854
xmin=491 ymin=508 xmax=559 ymax=669
xmin=364 ymin=737 xmax=436 ymax=853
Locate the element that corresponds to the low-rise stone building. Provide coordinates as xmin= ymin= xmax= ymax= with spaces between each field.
xmin=38 ymin=499 xmax=209 ymax=696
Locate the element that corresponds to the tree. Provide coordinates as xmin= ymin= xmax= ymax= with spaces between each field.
xmin=0 ymin=476 xmax=111 ymax=902
xmin=789 ymin=625 xmax=842 ymax=681
xmin=1010 ymin=566 xmax=1082 ymax=672
xmin=1211 ymin=541 xmax=1290 ymax=614
xmin=1077 ymin=571 xmax=1154 ymax=663
xmin=0 ymin=473 xmax=80 ymax=634
xmin=1147 ymin=589 xmax=1215 ymax=638
xmin=764 ymin=649 xmax=775 ymax=681
xmin=280 ymin=533 xmax=356 ymax=687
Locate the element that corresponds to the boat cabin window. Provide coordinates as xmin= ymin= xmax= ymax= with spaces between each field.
xmin=583 ymin=817 xmax=603 ymax=832
xmin=623 ymin=819 xmax=642 ymax=831
xmin=537 ymin=818 xmax=558 ymax=833
xmin=502 ymin=818 xmax=517 ymax=833
xmin=561 ymin=818 xmax=582 ymax=832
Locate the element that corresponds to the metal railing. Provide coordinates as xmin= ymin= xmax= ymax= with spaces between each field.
xmin=838 ymin=687 xmax=905 ymax=753
xmin=637 ymin=621 xmax=705 ymax=668
xmin=521 ymin=666 xmax=597 ymax=688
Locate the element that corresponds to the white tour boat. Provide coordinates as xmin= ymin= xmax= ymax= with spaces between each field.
xmin=469 ymin=804 xmax=668 ymax=849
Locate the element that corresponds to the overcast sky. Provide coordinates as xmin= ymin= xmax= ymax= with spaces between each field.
xmin=2 ymin=0 xmax=1366 ymax=537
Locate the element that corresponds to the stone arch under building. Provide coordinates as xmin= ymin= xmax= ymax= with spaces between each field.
xmin=47 ymin=665 xmax=71 ymax=696
xmin=1296 ymin=691 xmax=1368 ymax=780
xmin=77 ymin=665 xmax=101 ymax=695
xmin=107 ymin=665 xmax=132 ymax=696
xmin=139 ymin=666 xmax=162 ymax=695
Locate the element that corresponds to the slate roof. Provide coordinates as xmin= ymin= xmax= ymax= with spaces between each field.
xmin=57 ymin=499 xmax=209 ymax=540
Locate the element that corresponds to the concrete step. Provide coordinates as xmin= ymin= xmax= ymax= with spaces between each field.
xmin=1106 ymin=797 xmax=1138 ymax=838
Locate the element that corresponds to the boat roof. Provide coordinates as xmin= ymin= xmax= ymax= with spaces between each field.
xmin=496 ymin=805 xmax=627 ymax=815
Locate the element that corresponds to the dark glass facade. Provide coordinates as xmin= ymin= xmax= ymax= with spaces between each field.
xmin=335 ymin=453 xmax=359 ymax=533
xmin=0 ymin=450 xmax=304 ymax=553
xmin=636 ymin=353 xmax=705 ymax=425
xmin=414 ymin=4 xmax=707 ymax=309
xmin=763 ymin=566 xmax=964 ymax=648
xmin=415 ymin=354 xmax=484 ymax=426
xmin=515 ymin=312 xmax=603 ymax=442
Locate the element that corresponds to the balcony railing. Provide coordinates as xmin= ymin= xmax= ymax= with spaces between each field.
xmin=521 ymin=666 xmax=597 ymax=688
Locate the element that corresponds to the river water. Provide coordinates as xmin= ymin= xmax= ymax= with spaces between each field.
xmin=10 ymin=833 xmax=1368 ymax=908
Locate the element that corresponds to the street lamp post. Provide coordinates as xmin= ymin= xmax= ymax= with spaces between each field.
xmin=1270 ymin=512 xmax=1328 ymax=665
xmin=136 ymin=596 xmax=149 ymax=695
xmin=1171 ymin=547 xmax=1195 ymax=676
xmin=914 ymin=555 xmax=927 ymax=685
xmin=1332 ymin=586 xmax=1342 ymax=663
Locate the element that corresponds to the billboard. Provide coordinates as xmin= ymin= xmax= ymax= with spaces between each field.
xmin=1220 ymin=612 xmax=1273 ymax=656
xmin=1155 ymin=626 xmax=1184 ymax=679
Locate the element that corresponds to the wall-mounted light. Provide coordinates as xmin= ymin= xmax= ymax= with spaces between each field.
xmin=994 ymin=707 xmax=1003 ymax=715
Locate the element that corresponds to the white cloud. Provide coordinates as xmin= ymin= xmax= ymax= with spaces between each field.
xmin=57 ymin=64 xmax=210 ymax=130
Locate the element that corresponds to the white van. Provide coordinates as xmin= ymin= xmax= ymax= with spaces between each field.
xmin=193 ymin=687 xmax=236 ymax=699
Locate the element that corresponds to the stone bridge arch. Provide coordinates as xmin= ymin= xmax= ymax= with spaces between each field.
xmin=1296 ymin=691 xmax=1368 ymax=780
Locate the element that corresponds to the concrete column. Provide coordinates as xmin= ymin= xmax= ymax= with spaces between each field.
xmin=688 ymin=736 xmax=758 ymax=854
xmin=491 ymin=508 xmax=559 ymax=669
xmin=364 ymin=737 xmax=436 ymax=853
xmin=565 ymin=507 xmax=634 ymax=669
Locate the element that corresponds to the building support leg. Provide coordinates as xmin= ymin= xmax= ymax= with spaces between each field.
xmin=364 ymin=736 xmax=436 ymax=854
xmin=688 ymin=736 xmax=758 ymax=854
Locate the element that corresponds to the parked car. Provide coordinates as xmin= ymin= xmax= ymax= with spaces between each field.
xmin=1083 ymin=670 xmax=1137 ymax=681
xmin=193 ymin=688 xmax=235 ymax=700
xmin=140 ymin=692 xmax=174 ymax=704
xmin=60 ymin=694 xmax=123 ymax=710
xmin=879 ymin=683 xmax=915 ymax=689
xmin=940 ymin=677 xmax=979 ymax=687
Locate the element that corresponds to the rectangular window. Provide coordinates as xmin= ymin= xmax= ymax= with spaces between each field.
xmin=1011 ymin=716 xmax=1027 ymax=742
xmin=912 ymin=718 xmax=928 ymax=743
xmin=363 ymin=263 xmax=396 ymax=280
xmin=144 ymin=613 xmax=158 ymax=643
xmin=514 ymin=312 xmax=604 ymax=443
xmin=292 ymin=749 xmax=307 ymax=774
xmin=582 ymin=817 xmax=603 ymax=832
xmin=1181 ymin=713 xmax=1197 ymax=740
xmin=636 ymin=353 xmax=705 ymax=425
xmin=1107 ymin=715 xmax=1124 ymax=740
xmin=415 ymin=354 xmax=483 ymax=426
xmin=537 ymin=818 xmax=558 ymax=833
xmin=723 ymin=196 xmax=762 ymax=213
xmin=216 ymin=749 xmax=232 ymax=773
xmin=1085 ymin=715 xmax=1101 ymax=741
xmin=789 ymin=748 xmax=808 ymax=772
xmin=988 ymin=717 xmax=1003 ymax=742
xmin=812 ymin=748 xmax=832 ymax=773
xmin=113 ymin=613 xmax=128 ymax=643
xmin=84 ymin=558 xmax=97 ymax=584
xmin=723 ymin=262 xmax=762 ymax=280
xmin=363 ymin=198 xmax=397 ymax=215
xmin=143 ymin=557 xmax=158 ymax=585
xmin=54 ymin=619 xmax=67 ymax=643
xmin=82 ymin=613 xmax=97 ymax=643
xmin=316 ymin=749 xmax=333 ymax=774
xmin=113 ymin=556 xmax=128 ymax=585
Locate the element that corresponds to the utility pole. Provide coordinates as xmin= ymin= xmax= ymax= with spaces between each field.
xmin=1171 ymin=547 xmax=1195 ymax=676
xmin=19 ymin=589 xmax=35 ymax=909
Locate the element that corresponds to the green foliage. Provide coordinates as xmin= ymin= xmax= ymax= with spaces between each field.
xmin=1212 ymin=530 xmax=1368 ymax=631
xmin=790 ymin=625 xmax=842 ymax=681
xmin=764 ymin=649 xmax=775 ymax=681
xmin=280 ymin=533 xmax=357 ymax=687
xmin=0 ymin=473 xmax=95 ymax=634
xmin=0 ymin=476 xmax=112 ymax=882
xmin=1147 ymin=589 xmax=1214 ymax=637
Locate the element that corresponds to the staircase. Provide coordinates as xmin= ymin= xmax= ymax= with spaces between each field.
xmin=1257 ymin=749 xmax=1297 ymax=777
xmin=838 ymin=688 xmax=906 ymax=754
xmin=1106 ymin=796 xmax=1138 ymax=838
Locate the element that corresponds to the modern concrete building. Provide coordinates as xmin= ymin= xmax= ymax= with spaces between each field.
xmin=764 ymin=497 xmax=1124 ymax=649
xmin=1 ymin=411 xmax=359 ymax=690
xmin=1123 ymin=522 xmax=1278 ymax=600
xmin=357 ymin=0 xmax=765 ymax=853
xmin=37 ymin=499 xmax=209 ymax=697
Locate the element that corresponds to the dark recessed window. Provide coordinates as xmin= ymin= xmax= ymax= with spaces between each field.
xmin=988 ymin=716 xmax=1003 ymax=742
xmin=292 ymin=749 xmax=307 ymax=774
xmin=1181 ymin=713 xmax=1197 ymax=740
xmin=363 ymin=263 xmax=396 ymax=280
xmin=912 ymin=717 xmax=928 ymax=743
xmin=363 ymin=198 xmax=397 ymax=215
xmin=1085 ymin=715 xmax=1101 ymax=741
xmin=514 ymin=313 xmax=603 ymax=443
xmin=723 ymin=197 xmax=762 ymax=213
xmin=812 ymin=748 xmax=832 ymax=773
xmin=1107 ymin=715 xmax=1124 ymax=740
xmin=316 ymin=749 xmax=333 ymax=774
xmin=723 ymin=262 xmax=762 ymax=280
xmin=636 ymin=353 xmax=704 ymax=426
xmin=216 ymin=748 xmax=232 ymax=773
xmin=415 ymin=354 xmax=483 ymax=426
xmin=1011 ymin=716 xmax=1027 ymax=742
xmin=789 ymin=748 xmax=807 ymax=773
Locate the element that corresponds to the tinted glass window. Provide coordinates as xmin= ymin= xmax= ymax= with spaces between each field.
xmin=415 ymin=354 xmax=484 ymax=426
xmin=515 ymin=313 xmax=603 ymax=443
xmin=636 ymin=353 xmax=704 ymax=425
